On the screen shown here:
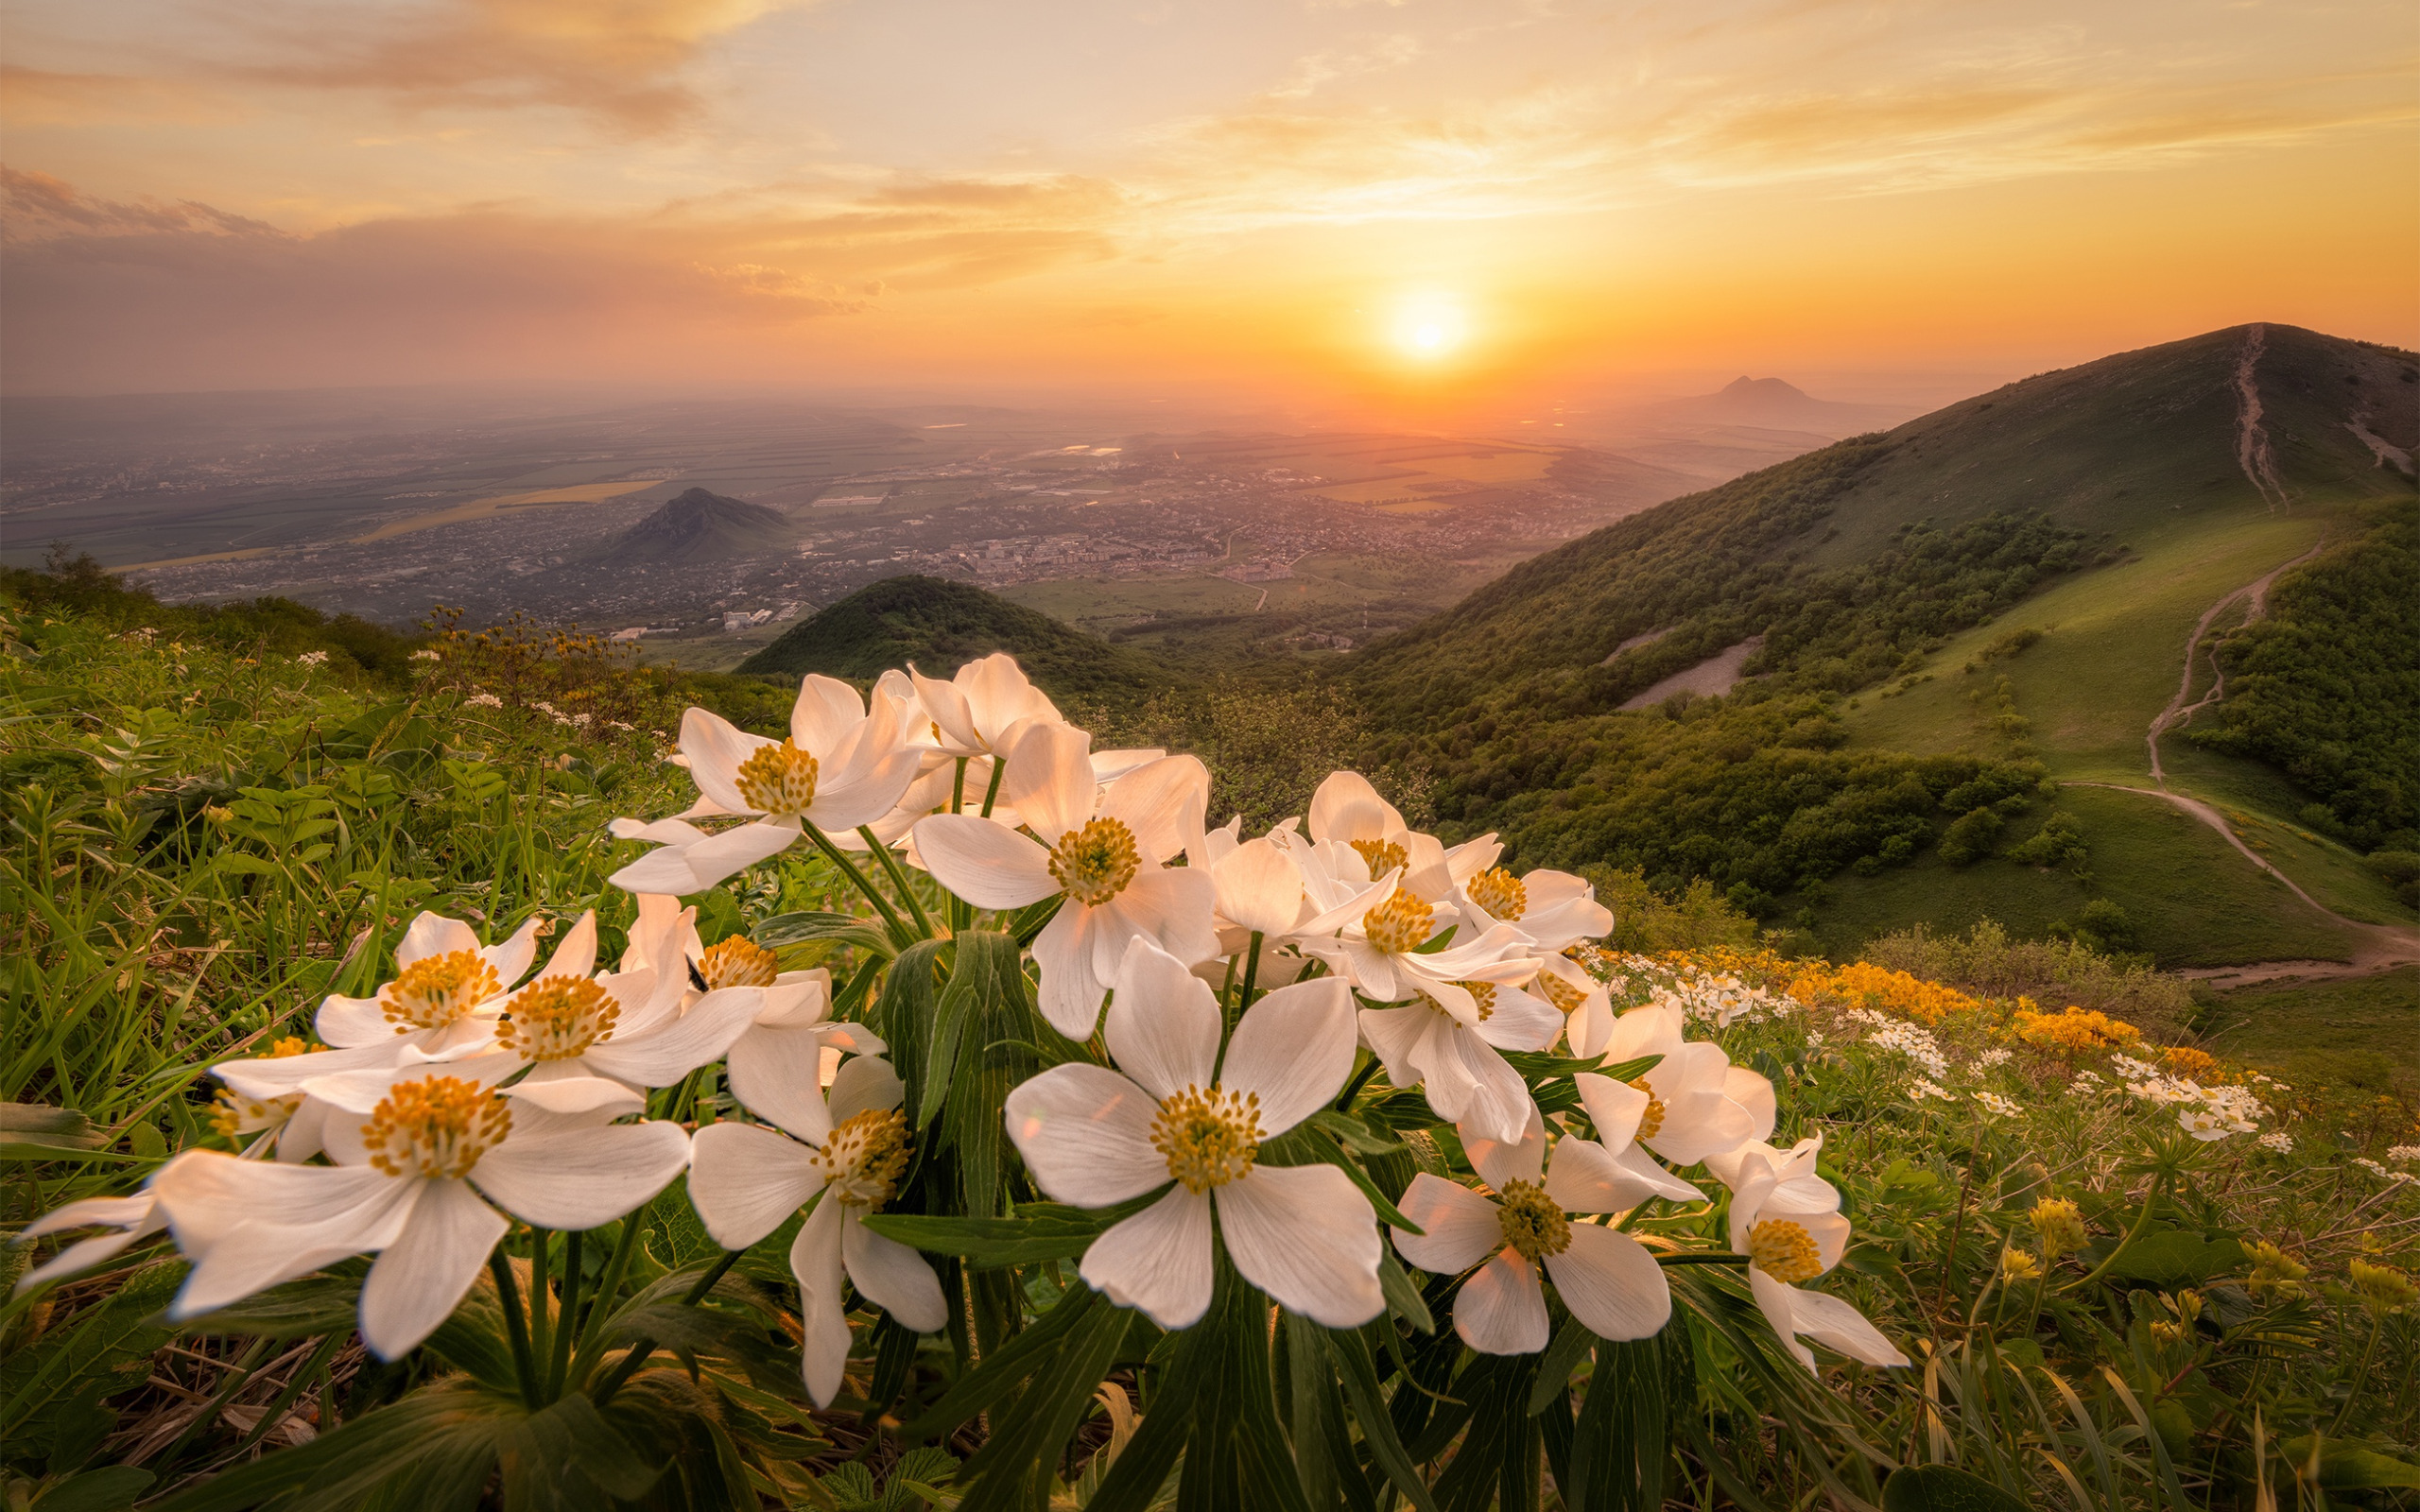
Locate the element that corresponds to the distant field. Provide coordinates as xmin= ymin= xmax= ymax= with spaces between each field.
xmin=2203 ymin=966 xmax=2420 ymax=1096
xmin=354 ymin=480 xmax=665 ymax=541
xmin=1001 ymin=575 xmax=1266 ymax=629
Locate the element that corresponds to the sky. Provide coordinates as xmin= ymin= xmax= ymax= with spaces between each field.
xmin=2 ymin=0 xmax=2413 ymax=411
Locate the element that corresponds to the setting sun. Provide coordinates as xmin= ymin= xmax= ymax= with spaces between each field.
xmin=1392 ymin=297 xmax=1470 ymax=362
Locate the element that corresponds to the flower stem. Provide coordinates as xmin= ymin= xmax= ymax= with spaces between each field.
xmin=527 ymin=1228 xmax=554 ymax=1387
xmin=567 ymin=1203 xmax=649 ymax=1389
xmin=858 ymin=826 xmax=940 ymax=937
xmin=545 ymin=1228 xmax=583 ymax=1400
xmin=804 ymin=825 xmax=908 ymax=938
xmin=979 ymin=759 xmax=1007 ymax=817
xmin=2066 ymin=1172 xmax=2169 ymax=1293
xmin=1236 ymin=932 xmax=1265 ymax=1017
xmin=489 ymin=1248 xmax=541 ymax=1410
xmin=592 ymin=1248 xmax=744 ymax=1407
xmin=2329 ymin=1318 xmax=2384 ymax=1434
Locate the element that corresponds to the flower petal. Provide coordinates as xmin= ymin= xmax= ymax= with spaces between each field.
xmin=1461 ymin=1107 xmax=1546 ymax=1191
xmin=1782 ymin=1284 xmax=1910 ymax=1367
xmin=1307 ymin=770 xmax=1403 ymax=846
xmin=804 ymin=745 xmax=924 ymax=833
xmin=357 ymin=1177 xmax=509 ymax=1360
xmin=1725 ymin=1065 xmax=1778 ymax=1146
xmin=1749 ymin=1268 xmax=1818 ymax=1372
xmin=1002 ymin=1064 xmax=1168 ymax=1207
xmin=1107 ymin=868 xmax=1220 ymax=971
xmin=1452 ymin=1250 xmax=1548 ymax=1355
xmin=790 ymin=1196 xmax=853 ymax=1407
xmin=686 ymin=1122 xmax=822 ymax=1249
xmin=470 ymin=1120 xmax=689 ymax=1231
xmin=1080 ymin=1185 xmax=1214 ymax=1328
xmin=1544 ymin=1137 xmax=1662 ymax=1214
xmin=1543 ymin=1224 xmax=1670 ymax=1342
xmin=1219 ymin=1162 xmax=1382 ymax=1328
xmin=1099 ymin=754 xmax=1209 ymax=864
xmin=158 ymin=1159 xmax=413 ymax=1318
xmin=581 ymin=986 xmax=762 ymax=1090
xmin=393 ymin=913 xmax=481 ymax=971
xmin=1002 ymin=721 xmax=1095 ymax=841
xmin=843 ymin=1211 xmax=951 ymax=1332
xmin=828 ymin=1055 xmax=905 ymax=1124
xmin=1103 ymin=938 xmax=1221 ymax=1100
xmin=1212 ymin=837 xmax=1305 ymax=937
xmin=1220 ymin=977 xmax=1355 ymax=1137
xmin=1573 ymin=1073 xmax=1649 ymax=1156
xmin=1031 ymin=902 xmax=1108 ymax=1040
xmin=912 ymin=815 xmax=1058 ymax=909
xmin=1391 ymin=1174 xmax=1503 ymax=1275
xmin=790 ymin=674 xmax=867 ymax=754
xmin=727 ymin=1024 xmax=836 ymax=1143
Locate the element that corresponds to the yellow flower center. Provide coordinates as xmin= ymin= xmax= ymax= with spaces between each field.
xmin=1495 ymin=1179 xmax=1571 ymax=1263
xmin=494 ymin=975 xmax=618 ymax=1061
xmin=1536 ymin=970 xmax=1587 ymax=1015
xmin=1467 ymin=867 xmax=1527 ymax=921
xmin=1047 ymin=816 xmax=1142 ymax=907
xmin=1350 ymin=836 xmax=1409 ymax=881
xmin=1747 ymin=1218 xmax=1824 ymax=1284
xmin=733 ymin=740 xmax=820 ymax=816
xmin=1630 ymin=1077 xmax=1667 ymax=1140
xmin=1361 ymin=889 xmax=1436 ymax=954
xmin=699 ymin=936 xmax=780 ymax=989
xmin=379 ymin=950 xmax=502 ymax=1033
xmin=361 ymin=1076 xmax=512 ymax=1180
xmin=1419 ymin=983 xmax=1495 ymax=1022
xmin=814 ymin=1108 xmax=911 ymax=1209
xmin=1150 ymin=1084 xmax=1263 ymax=1194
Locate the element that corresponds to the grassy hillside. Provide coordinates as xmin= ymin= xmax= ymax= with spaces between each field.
xmin=1352 ymin=324 xmax=2419 ymax=968
xmin=736 ymin=574 xmax=1182 ymax=705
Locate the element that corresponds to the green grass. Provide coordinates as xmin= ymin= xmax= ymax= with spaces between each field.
xmin=1800 ymin=784 xmax=2369 ymax=968
xmin=2202 ymin=966 xmax=2420 ymax=1098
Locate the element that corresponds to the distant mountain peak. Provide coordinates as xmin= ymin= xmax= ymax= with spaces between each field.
xmin=608 ymin=486 xmax=792 ymax=564
xmin=1719 ymin=376 xmax=1810 ymax=401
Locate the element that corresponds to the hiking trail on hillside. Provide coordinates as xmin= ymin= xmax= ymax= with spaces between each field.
xmin=2233 ymin=323 xmax=2291 ymax=511
xmin=2070 ymin=782 xmax=2420 ymax=984
xmin=2144 ymin=537 xmax=2329 ymax=782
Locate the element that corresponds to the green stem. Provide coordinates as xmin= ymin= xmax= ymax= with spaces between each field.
xmin=593 ymin=1249 xmax=744 ymax=1406
xmin=490 ymin=1248 xmax=541 ymax=1409
xmin=948 ymin=758 xmax=972 ymax=929
xmin=1655 ymin=1252 xmax=1752 ymax=1266
xmin=978 ymin=759 xmax=1007 ymax=817
xmin=545 ymin=1228 xmax=583 ymax=1400
xmin=805 ymin=826 xmax=908 ymax=938
xmin=858 ymin=826 xmax=940 ymax=937
xmin=1334 ymin=1052 xmax=1382 ymax=1110
xmin=527 ymin=1228 xmax=554 ymax=1394
xmin=567 ymin=1204 xmax=649 ymax=1389
xmin=2329 ymin=1319 xmax=2384 ymax=1434
xmin=2066 ymin=1173 xmax=2169 ymax=1292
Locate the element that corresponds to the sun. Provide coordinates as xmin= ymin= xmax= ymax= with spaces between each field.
xmin=1391 ymin=296 xmax=1468 ymax=362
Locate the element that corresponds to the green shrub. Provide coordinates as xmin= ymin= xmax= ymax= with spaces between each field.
xmin=1938 ymin=806 xmax=2004 ymax=864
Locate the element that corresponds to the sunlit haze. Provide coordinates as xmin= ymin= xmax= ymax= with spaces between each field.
xmin=3 ymin=0 xmax=2413 ymax=415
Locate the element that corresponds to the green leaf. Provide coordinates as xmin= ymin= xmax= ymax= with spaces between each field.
xmin=0 ymin=1262 xmax=180 ymax=1455
xmin=862 ymin=1194 xmax=1158 ymax=1268
xmin=1378 ymin=1252 xmax=1435 ymax=1335
xmin=29 ymin=1466 xmax=153 ymax=1512
xmin=2098 ymin=1229 xmax=2244 ymax=1286
xmin=1262 ymin=1125 xmax=1426 ymax=1235
xmin=147 ymin=1378 xmax=518 ymax=1512
xmin=2278 ymin=1438 xmax=2420 ymax=1490
xmin=1309 ymin=1108 xmax=1406 ymax=1157
xmin=919 ymin=931 xmax=1025 ymax=1131
xmin=1881 ymin=1465 xmax=2031 ymax=1512
xmin=497 ymin=1392 xmax=666 ymax=1509
xmin=172 ymin=1273 xmax=362 ymax=1339
xmin=0 ymin=1104 xmax=104 ymax=1148
xmin=752 ymin=909 xmax=894 ymax=957
xmin=1527 ymin=1315 xmax=1595 ymax=1416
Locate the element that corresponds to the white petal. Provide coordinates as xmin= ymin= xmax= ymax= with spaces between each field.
xmin=314 ymin=994 xmax=395 ymax=1049
xmin=608 ymin=844 xmax=709 ymax=897
xmin=682 ymin=707 xmax=772 ymax=814
xmin=1784 ymin=1285 xmax=1910 ymax=1367
xmin=536 ymin=912 xmax=598 ymax=984
xmin=1469 ymin=986 xmax=1563 ymax=1054
xmin=1001 ymin=721 xmax=1096 ymax=841
xmin=393 ymin=913 xmax=480 ymax=971
xmin=1031 ymin=902 xmax=1108 ymax=1040
xmin=1749 ymin=1268 xmax=1819 ymax=1372
xmin=1725 ymin=1066 xmax=1778 ymax=1146
xmin=1307 ymin=771 xmax=1402 ymax=845
xmin=727 ymin=1024 xmax=836 ymax=1143
xmin=610 ymin=816 xmax=710 ymax=847
xmin=790 ymin=674 xmax=868 ymax=754
xmin=1461 ymin=1107 xmax=1546 ymax=1191
xmin=470 ymin=1120 xmax=689 ymax=1231
xmin=1574 ymin=1073 xmax=1649 ymax=1156
xmin=804 ymin=746 xmax=924 ymax=833
xmin=842 ymin=1211 xmax=950 ymax=1332
xmin=1543 ymin=1137 xmax=1660 ymax=1214
xmin=1103 ymin=938 xmax=1221 ymax=1100
xmin=1543 ymin=1225 xmax=1670 ymax=1342
xmin=19 ymin=1228 xmax=147 ymax=1294
xmin=1356 ymin=1005 xmax=1429 ymax=1091
xmin=499 ymin=1074 xmax=647 ymax=1121
xmin=1435 ymin=1029 xmax=1534 ymax=1147
xmin=1002 ymin=1064 xmax=1168 ymax=1206
xmin=159 ymin=1160 xmax=413 ymax=1318
xmin=484 ymin=914 xmax=549 ymax=988
xmin=217 ymin=1040 xmax=399 ymax=1100
xmin=357 ymin=1178 xmax=509 ymax=1360
xmin=1111 ymin=868 xmax=1220 ymax=970
xmin=1080 ymin=1186 xmax=1214 ymax=1329
xmin=790 ymin=1197 xmax=853 ymax=1407
xmin=686 ymin=1122 xmax=822 ymax=1249
xmin=1213 ymin=837 xmax=1304 ymax=937
xmin=1220 ymin=976 xmax=1356 ymax=1137
xmin=1391 ymin=1174 xmax=1503 ymax=1275
xmin=1099 ymin=755 xmax=1210 ymax=864
xmin=913 ymin=815 xmax=1059 ymax=908
xmin=581 ymin=985 xmax=761 ymax=1089
xmin=1219 ymin=1162 xmax=1382 ymax=1328
xmin=1452 ymin=1250 xmax=1548 ymax=1355
xmin=655 ymin=820 xmax=801 ymax=894
xmin=828 ymin=1055 xmax=905 ymax=1123
xmin=1614 ymin=1142 xmax=1706 ymax=1203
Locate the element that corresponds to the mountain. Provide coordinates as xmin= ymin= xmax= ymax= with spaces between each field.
xmin=1626 ymin=376 xmax=1915 ymax=437
xmin=608 ymin=487 xmax=794 ymax=564
xmin=1353 ymin=323 xmax=2418 ymax=972
xmin=737 ymin=576 xmax=1179 ymax=703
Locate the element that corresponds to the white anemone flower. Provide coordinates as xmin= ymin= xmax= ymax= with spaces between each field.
xmin=607 ymin=675 xmax=923 ymax=894
xmin=1576 ymin=1005 xmax=1772 ymax=1165
xmin=1357 ymin=955 xmax=1560 ymax=1144
xmin=13 ymin=1167 xmax=188 ymax=1294
xmin=426 ymin=913 xmax=766 ymax=1091
xmin=902 ymin=653 xmax=1063 ymax=759
xmin=687 ymin=1057 xmax=946 ymax=1406
xmin=1532 ymin=954 xmax=1617 ymax=1060
xmin=1716 ymin=1135 xmax=1908 ymax=1372
xmin=1392 ymin=1111 xmax=1672 ymax=1353
xmin=913 ymin=723 xmax=1217 ymax=1039
xmin=1003 ymin=939 xmax=1384 ymax=1330
xmin=211 ymin=911 xmax=555 ymax=1105
xmin=1304 ymin=771 xmax=1461 ymax=902
xmin=1459 ymin=867 xmax=1614 ymax=954
xmin=689 ymin=937 xmax=886 ymax=1138
xmin=154 ymin=1074 xmax=689 ymax=1360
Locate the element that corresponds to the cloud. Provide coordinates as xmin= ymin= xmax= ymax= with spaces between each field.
xmin=0 ymin=65 xmax=252 ymax=127
xmin=229 ymin=0 xmax=813 ymax=133
xmin=0 ymin=167 xmax=279 ymax=242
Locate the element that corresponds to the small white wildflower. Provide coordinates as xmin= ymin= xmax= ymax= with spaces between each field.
xmin=1974 ymin=1091 xmax=2023 ymax=1118
xmin=2353 ymin=1157 xmax=2413 ymax=1183
xmin=2179 ymin=1108 xmax=2244 ymax=1142
xmin=464 ymin=693 xmax=504 ymax=709
xmin=410 ymin=648 xmax=441 ymax=662
xmin=1909 ymin=1079 xmax=1951 ymax=1103
xmin=2110 ymin=1054 xmax=2159 ymax=1081
xmin=1974 ymin=1048 xmax=2013 ymax=1070
xmin=2387 ymin=1145 xmax=2420 ymax=1166
xmin=608 ymin=720 xmax=636 ymax=731
xmin=295 ymin=650 xmax=329 ymax=667
xmin=2257 ymin=1130 xmax=2294 ymax=1154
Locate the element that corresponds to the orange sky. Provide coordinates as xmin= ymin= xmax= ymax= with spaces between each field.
xmin=3 ymin=0 xmax=2413 ymax=404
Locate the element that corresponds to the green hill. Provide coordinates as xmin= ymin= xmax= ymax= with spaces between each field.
xmin=736 ymin=575 xmax=1182 ymax=704
xmin=1352 ymin=323 xmax=2420 ymax=971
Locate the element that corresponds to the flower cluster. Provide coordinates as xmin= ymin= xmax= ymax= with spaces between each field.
xmin=2010 ymin=1004 xmax=2142 ymax=1056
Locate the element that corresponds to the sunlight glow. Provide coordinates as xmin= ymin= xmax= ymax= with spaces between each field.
xmin=1392 ymin=297 xmax=1469 ymax=362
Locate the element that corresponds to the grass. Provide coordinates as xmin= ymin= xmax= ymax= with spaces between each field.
xmin=350 ymin=480 xmax=664 ymax=542
xmin=2202 ymin=966 xmax=2420 ymax=1101
xmin=1798 ymin=784 xmax=2370 ymax=969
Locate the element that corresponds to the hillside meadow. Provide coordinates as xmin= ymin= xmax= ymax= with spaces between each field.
xmin=2 ymin=574 xmax=2416 ymax=1512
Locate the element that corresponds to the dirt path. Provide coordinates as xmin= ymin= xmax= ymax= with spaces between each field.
xmin=2144 ymin=537 xmax=2328 ymax=782
xmin=2233 ymin=323 xmax=2291 ymax=511
xmin=2070 ymin=782 xmax=2420 ymax=983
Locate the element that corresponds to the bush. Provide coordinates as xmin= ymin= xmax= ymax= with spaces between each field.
xmin=1860 ymin=919 xmax=2194 ymax=1038
xmin=2005 ymin=808 xmax=2089 ymax=870
xmin=1583 ymin=865 xmax=1761 ymax=952
xmin=1938 ymin=805 xmax=2004 ymax=864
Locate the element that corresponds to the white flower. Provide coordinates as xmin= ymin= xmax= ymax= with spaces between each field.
xmin=1577 ymin=1004 xmax=1770 ymax=1165
xmin=687 ymin=1057 xmax=945 ymax=1406
xmin=1718 ymin=1137 xmax=1908 ymax=1373
xmin=900 ymin=653 xmax=1063 ymax=759
xmin=607 ymin=675 xmax=923 ymax=895
xmin=155 ymin=1074 xmax=689 ymax=1359
xmin=1910 ymin=1079 xmax=1951 ymax=1103
xmin=915 ymin=723 xmax=1216 ymax=1039
xmin=1197 ymin=821 xmax=1309 ymax=942
xmin=464 ymin=693 xmax=503 ymax=709
xmin=1456 ymin=865 xmax=1613 ymax=955
xmin=1002 ymin=938 xmax=1383 ymax=1330
xmin=2353 ymin=1157 xmax=2413 ymax=1184
xmin=213 ymin=912 xmax=551 ymax=1104
xmin=14 ymin=1178 xmax=181 ymax=1294
xmin=2389 ymin=1145 xmax=2420 ymax=1165
xmin=2257 ymin=1130 xmax=2295 ymax=1154
xmin=1391 ymin=1111 xmax=1671 ymax=1353
xmin=1974 ymin=1091 xmax=2023 ymax=1118
xmin=294 ymin=650 xmax=329 ymax=667
xmin=1974 ymin=1049 xmax=2013 ymax=1069
xmin=1304 ymin=771 xmax=1464 ymax=902
xmin=1357 ymin=964 xmax=1562 ymax=1144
